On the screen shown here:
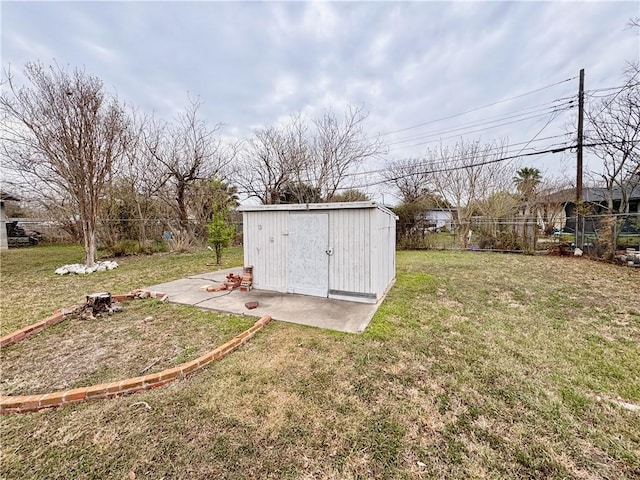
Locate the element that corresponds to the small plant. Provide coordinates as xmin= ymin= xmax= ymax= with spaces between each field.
xmin=208 ymin=212 xmax=235 ymax=264
xmin=166 ymin=229 xmax=196 ymax=253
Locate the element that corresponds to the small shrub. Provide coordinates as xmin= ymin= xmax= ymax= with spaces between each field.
xmin=108 ymin=239 xmax=140 ymax=257
xmin=166 ymin=230 xmax=197 ymax=253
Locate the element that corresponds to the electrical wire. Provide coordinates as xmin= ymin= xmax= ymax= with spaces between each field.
xmin=590 ymin=70 xmax=640 ymax=119
xmin=376 ymin=76 xmax=577 ymax=136
xmin=385 ymin=100 xmax=574 ymax=147
xmin=340 ymin=145 xmax=576 ymax=191
xmin=586 ymin=82 xmax=640 ymax=94
xmin=340 ymin=135 xmax=572 ymax=179
xmin=387 ymin=107 xmax=574 ymax=152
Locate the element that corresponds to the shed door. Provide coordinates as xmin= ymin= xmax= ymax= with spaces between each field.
xmin=288 ymin=213 xmax=329 ymax=297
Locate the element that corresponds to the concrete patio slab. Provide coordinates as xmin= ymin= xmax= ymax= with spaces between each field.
xmin=145 ymin=268 xmax=381 ymax=333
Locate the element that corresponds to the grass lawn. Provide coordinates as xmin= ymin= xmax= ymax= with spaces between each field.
xmin=1 ymin=246 xmax=639 ymax=479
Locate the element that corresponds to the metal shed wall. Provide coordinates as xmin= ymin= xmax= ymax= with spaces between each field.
xmin=371 ymin=207 xmax=397 ymax=298
xmin=328 ymin=207 xmax=372 ymax=298
xmin=241 ymin=203 xmax=396 ymax=303
xmin=243 ymin=210 xmax=289 ymax=292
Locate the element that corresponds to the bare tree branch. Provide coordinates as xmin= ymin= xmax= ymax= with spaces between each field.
xmin=1 ymin=62 xmax=131 ymax=265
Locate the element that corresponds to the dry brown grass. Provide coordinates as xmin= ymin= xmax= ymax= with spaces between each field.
xmin=1 ymin=246 xmax=639 ymax=479
xmin=1 ymin=299 xmax=252 ymax=395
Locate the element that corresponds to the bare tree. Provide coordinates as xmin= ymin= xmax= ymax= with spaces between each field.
xmin=309 ymin=106 xmax=385 ymax=199
xmin=383 ymin=158 xmax=433 ymax=204
xmin=383 ymin=157 xmax=448 ymax=245
xmin=585 ymin=64 xmax=640 ymax=257
xmin=96 ymin=111 xmax=172 ymax=253
xmin=327 ymin=189 xmax=370 ymax=202
xmin=236 ymin=107 xmax=384 ymax=204
xmin=188 ymin=178 xmax=240 ymax=238
xmin=236 ymin=114 xmax=310 ymax=204
xmin=145 ymin=97 xmax=234 ymax=240
xmin=424 ymin=139 xmax=514 ymax=248
xmin=1 ymin=62 xmax=131 ymax=266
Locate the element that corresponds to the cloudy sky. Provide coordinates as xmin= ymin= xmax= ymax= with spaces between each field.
xmin=2 ymin=1 xmax=639 ymax=201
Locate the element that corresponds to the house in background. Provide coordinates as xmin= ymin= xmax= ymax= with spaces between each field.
xmin=556 ymin=185 xmax=640 ymax=233
xmin=1 ymin=192 xmax=21 ymax=250
xmin=424 ymin=208 xmax=454 ymax=232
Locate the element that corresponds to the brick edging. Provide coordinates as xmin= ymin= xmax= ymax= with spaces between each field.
xmin=0 ymin=310 xmax=70 ymax=348
xmin=0 ymin=289 xmax=272 ymax=414
xmin=0 ymin=289 xmax=168 ymax=349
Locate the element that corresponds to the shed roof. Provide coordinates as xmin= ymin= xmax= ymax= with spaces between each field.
xmin=238 ymin=201 xmax=398 ymax=218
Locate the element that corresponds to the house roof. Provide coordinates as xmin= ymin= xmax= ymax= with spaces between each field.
xmin=238 ymin=201 xmax=398 ymax=218
xmin=546 ymin=184 xmax=640 ymax=204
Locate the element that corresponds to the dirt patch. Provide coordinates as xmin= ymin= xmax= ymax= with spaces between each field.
xmin=0 ymin=299 xmax=253 ymax=395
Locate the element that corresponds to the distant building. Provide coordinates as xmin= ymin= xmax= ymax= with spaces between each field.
xmin=550 ymin=185 xmax=640 ymax=233
xmin=424 ymin=208 xmax=454 ymax=232
xmin=1 ymin=192 xmax=20 ymax=250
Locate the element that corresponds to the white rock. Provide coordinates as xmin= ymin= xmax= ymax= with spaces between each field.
xmin=574 ymin=248 xmax=583 ymax=257
xmin=610 ymin=399 xmax=640 ymax=412
xmin=54 ymin=260 xmax=118 ymax=275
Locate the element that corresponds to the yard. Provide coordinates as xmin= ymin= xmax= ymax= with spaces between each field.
xmin=1 ymin=246 xmax=639 ymax=479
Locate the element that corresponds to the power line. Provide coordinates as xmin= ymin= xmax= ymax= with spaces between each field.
xmin=342 ymin=135 xmax=572 ymax=179
xmin=586 ymin=82 xmax=640 ymax=94
xmin=502 ymin=108 xmax=564 ymax=162
xmin=336 ymin=145 xmax=576 ymax=191
xmin=387 ymin=106 xmax=574 ymax=152
xmin=376 ymin=76 xmax=577 ymax=137
xmin=590 ymin=69 xmax=640 ymax=119
xmin=349 ymin=139 xmax=639 ymax=192
xmin=386 ymin=100 xmax=574 ymax=147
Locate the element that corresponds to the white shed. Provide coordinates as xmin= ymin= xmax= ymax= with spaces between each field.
xmin=239 ymin=201 xmax=397 ymax=304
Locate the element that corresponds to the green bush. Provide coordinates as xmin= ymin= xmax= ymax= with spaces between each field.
xmin=105 ymin=238 xmax=169 ymax=257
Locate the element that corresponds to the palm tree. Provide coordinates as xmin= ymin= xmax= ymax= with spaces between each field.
xmin=513 ymin=167 xmax=542 ymax=251
xmin=513 ymin=167 xmax=542 ymax=203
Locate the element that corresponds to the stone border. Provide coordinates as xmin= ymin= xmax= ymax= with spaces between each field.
xmin=0 ymin=289 xmax=271 ymax=414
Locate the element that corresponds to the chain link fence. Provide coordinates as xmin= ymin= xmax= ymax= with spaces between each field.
xmin=8 ymin=213 xmax=640 ymax=262
xmin=396 ymin=212 xmax=640 ymax=259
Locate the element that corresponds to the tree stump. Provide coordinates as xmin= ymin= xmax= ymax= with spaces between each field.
xmin=85 ymin=292 xmax=112 ymax=315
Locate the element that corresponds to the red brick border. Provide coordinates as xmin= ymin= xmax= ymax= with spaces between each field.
xmin=0 ymin=289 xmax=168 ymax=349
xmin=0 ymin=289 xmax=272 ymax=414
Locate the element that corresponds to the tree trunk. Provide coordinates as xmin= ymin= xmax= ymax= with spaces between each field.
xmin=609 ymin=219 xmax=619 ymax=261
xmin=215 ymin=243 xmax=222 ymax=265
xmin=82 ymin=218 xmax=97 ymax=267
xmin=176 ymin=182 xmax=190 ymax=234
xmin=458 ymin=221 xmax=471 ymax=249
xmin=135 ymin=201 xmax=147 ymax=251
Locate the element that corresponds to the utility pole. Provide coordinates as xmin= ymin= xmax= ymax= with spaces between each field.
xmin=576 ymin=68 xmax=585 ymax=250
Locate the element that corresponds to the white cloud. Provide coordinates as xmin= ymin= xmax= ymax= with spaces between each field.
xmin=301 ymin=1 xmax=341 ymax=40
xmin=1 ymin=0 xmax=638 ymax=189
